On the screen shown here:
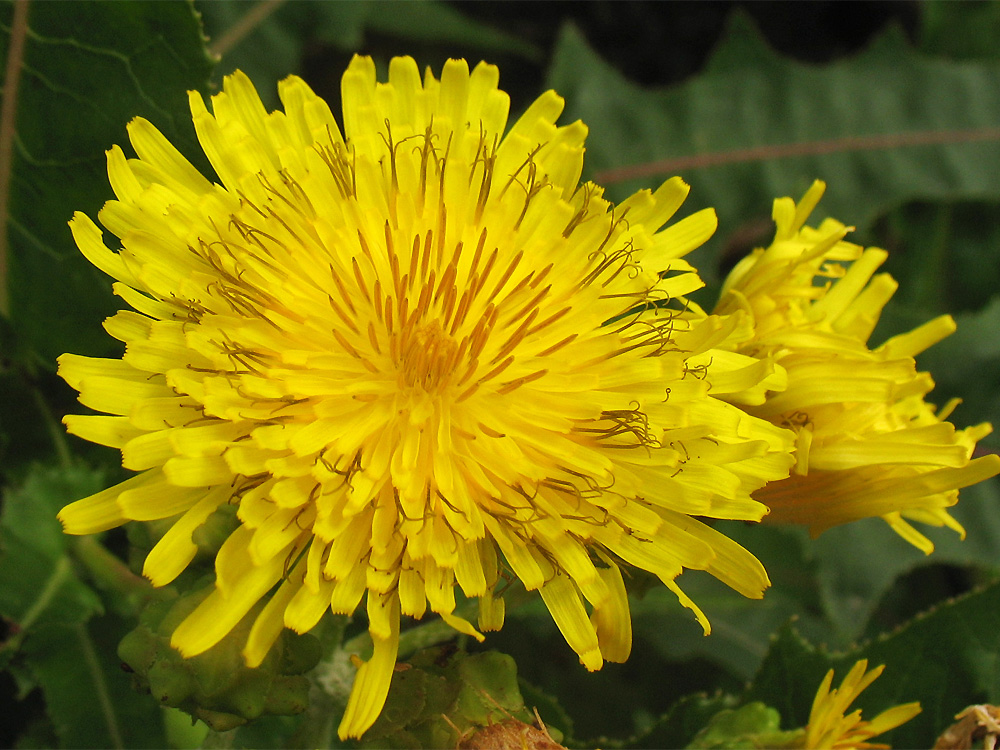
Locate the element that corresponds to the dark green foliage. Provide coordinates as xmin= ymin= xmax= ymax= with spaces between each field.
xmin=0 ymin=0 xmax=214 ymax=365
xmin=547 ymin=12 xmax=1000 ymax=286
xmin=0 ymin=464 xmax=167 ymax=748
xmin=747 ymin=579 xmax=1000 ymax=748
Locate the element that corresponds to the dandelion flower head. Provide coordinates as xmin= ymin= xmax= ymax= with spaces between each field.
xmin=715 ymin=180 xmax=1000 ymax=552
xmin=57 ymin=56 xmax=794 ymax=737
xmin=804 ymin=660 xmax=921 ymax=749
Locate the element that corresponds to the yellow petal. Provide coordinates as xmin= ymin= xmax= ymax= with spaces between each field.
xmin=63 ymin=415 xmax=143 ymax=449
xmin=244 ymin=569 xmax=304 ymax=668
xmin=285 ymin=576 xmax=335 ymax=633
xmin=477 ymin=588 xmax=505 ymax=632
xmin=142 ymin=487 xmax=228 ymax=586
xmin=68 ymin=212 xmax=137 ymax=285
xmin=338 ymin=593 xmax=400 ymax=740
xmin=118 ymin=473 xmax=205 ymax=521
xmin=538 ymin=573 xmax=602 ymax=672
xmin=171 ymin=532 xmax=287 ymax=657
xmin=591 ymin=563 xmax=632 ymax=663
xmin=58 ymin=473 xmax=151 ymax=534
xmin=126 ymin=116 xmax=214 ymax=196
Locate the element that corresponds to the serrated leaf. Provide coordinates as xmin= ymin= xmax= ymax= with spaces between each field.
xmin=747 ymin=579 xmax=1000 ymax=749
xmin=687 ymin=702 xmax=788 ymax=749
xmin=624 ymin=692 xmax=738 ymax=750
xmin=519 ymin=677 xmax=574 ymax=743
xmin=546 ymin=13 xmax=1000 ymax=285
xmin=24 ymin=616 xmax=166 ymax=749
xmin=492 ymin=599 xmax=741 ymax=743
xmin=741 ymin=625 xmax=835 ymax=733
xmin=1 ymin=0 xmax=214 ymax=364
xmin=454 ymin=652 xmax=527 ymax=724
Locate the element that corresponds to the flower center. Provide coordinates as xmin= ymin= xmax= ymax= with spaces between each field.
xmin=395 ymin=319 xmax=459 ymax=392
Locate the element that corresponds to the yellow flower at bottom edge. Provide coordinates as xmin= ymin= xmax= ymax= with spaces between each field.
xmin=804 ymin=660 xmax=921 ymax=749
xmin=57 ymin=56 xmax=795 ymax=738
xmin=714 ymin=180 xmax=1000 ymax=553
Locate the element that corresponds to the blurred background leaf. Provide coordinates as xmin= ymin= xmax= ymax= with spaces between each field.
xmin=0 ymin=0 xmax=214 ymax=365
xmin=0 ymin=463 xmax=167 ymax=748
xmin=547 ymin=12 xmax=1000 ymax=286
xmin=746 ymin=578 xmax=1000 ymax=749
xmin=0 ymin=0 xmax=216 ymax=487
xmin=0 ymin=464 xmax=104 ymax=641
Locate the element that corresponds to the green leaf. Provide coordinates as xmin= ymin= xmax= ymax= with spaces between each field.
xmin=453 ymin=651 xmax=528 ymax=724
xmin=0 ymin=463 xmax=105 ymax=638
xmin=10 ymin=714 xmax=58 ymax=749
xmin=24 ymin=616 xmax=167 ymax=749
xmin=197 ymin=1 xmax=351 ymax=111
xmin=519 ymin=677 xmax=574 ymax=743
xmin=869 ymin=202 xmax=1000 ymax=318
xmin=0 ymin=369 xmax=66 ymax=477
xmin=116 ymin=587 xmax=317 ymax=733
xmin=0 ymin=464 xmax=172 ymax=747
xmin=624 ymin=692 xmax=738 ymax=750
xmin=546 ymin=13 xmax=1000 ymax=285
xmin=747 ymin=579 xmax=1000 ymax=749
xmin=687 ymin=702 xmax=795 ymax=749
xmin=162 ymin=706 xmax=209 ymax=750
xmin=919 ymin=0 xmax=1000 ymax=61
xmin=806 ymin=519 xmax=930 ymax=643
xmin=716 ymin=475 xmax=1000 ymax=653
xmin=741 ymin=625 xmax=835 ymax=733
xmin=1 ymin=0 xmax=214 ymax=363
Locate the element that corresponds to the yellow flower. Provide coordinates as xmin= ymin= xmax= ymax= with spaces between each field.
xmin=58 ymin=56 xmax=793 ymax=738
xmin=804 ymin=660 xmax=920 ymax=749
xmin=715 ymin=180 xmax=1000 ymax=552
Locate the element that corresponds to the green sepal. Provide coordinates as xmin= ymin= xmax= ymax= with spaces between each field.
xmin=360 ymin=646 xmax=564 ymax=749
xmin=117 ymin=584 xmax=320 ymax=732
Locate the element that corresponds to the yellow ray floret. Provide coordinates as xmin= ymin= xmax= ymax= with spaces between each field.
xmin=58 ymin=56 xmax=794 ymax=738
xmin=715 ymin=180 xmax=1000 ymax=552
xmin=804 ymin=660 xmax=920 ymax=749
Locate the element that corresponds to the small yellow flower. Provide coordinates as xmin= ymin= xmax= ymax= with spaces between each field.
xmin=715 ymin=180 xmax=1000 ymax=552
xmin=58 ymin=56 xmax=793 ymax=737
xmin=804 ymin=660 xmax=920 ymax=749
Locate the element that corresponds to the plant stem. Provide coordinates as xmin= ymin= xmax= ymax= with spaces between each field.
xmin=73 ymin=536 xmax=160 ymax=614
xmin=209 ymin=0 xmax=285 ymax=58
xmin=31 ymin=382 xmax=72 ymax=468
xmin=0 ymin=0 xmax=29 ymax=319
